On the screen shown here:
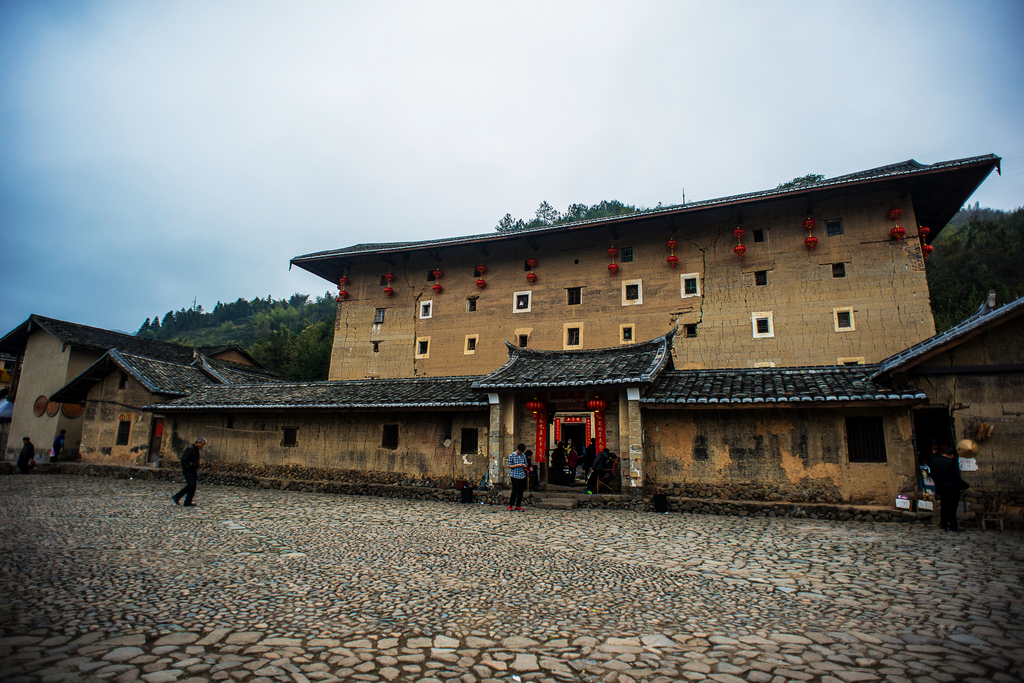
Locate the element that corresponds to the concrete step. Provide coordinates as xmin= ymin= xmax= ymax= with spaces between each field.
xmin=534 ymin=498 xmax=578 ymax=510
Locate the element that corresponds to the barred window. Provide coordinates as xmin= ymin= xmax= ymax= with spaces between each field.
xmin=460 ymin=428 xmax=479 ymax=454
xmin=846 ymin=417 xmax=886 ymax=463
xmin=116 ymin=420 xmax=130 ymax=446
xmin=382 ymin=424 xmax=399 ymax=450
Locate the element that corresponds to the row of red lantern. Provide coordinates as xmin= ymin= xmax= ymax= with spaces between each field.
xmin=526 ymin=396 xmax=607 ymax=414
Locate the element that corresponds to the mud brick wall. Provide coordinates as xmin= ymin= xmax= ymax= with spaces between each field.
xmin=79 ymin=373 xmax=156 ymax=466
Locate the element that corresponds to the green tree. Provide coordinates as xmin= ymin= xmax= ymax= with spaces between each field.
xmin=777 ymin=174 xmax=824 ymax=189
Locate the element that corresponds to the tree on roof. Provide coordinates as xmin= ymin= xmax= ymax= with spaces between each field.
xmin=495 ymin=199 xmax=643 ymax=233
xmin=776 ymin=174 xmax=824 ymax=189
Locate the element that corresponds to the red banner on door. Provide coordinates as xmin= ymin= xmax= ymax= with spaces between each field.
xmin=534 ymin=405 xmax=547 ymax=463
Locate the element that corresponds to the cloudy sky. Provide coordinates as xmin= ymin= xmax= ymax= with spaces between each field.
xmin=2 ymin=0 xmax=1022 ymax=336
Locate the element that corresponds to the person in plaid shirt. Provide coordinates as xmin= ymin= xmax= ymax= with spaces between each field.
xmin=507 ymin=443 xmax=528 ymax=512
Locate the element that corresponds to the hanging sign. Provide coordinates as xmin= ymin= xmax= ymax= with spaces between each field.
xmin=594 ymin=409 xmax=607 ymax=451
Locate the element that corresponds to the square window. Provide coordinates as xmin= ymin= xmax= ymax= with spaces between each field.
xmin=826 ymin=219 xmax=843 ymax=237
xmin=379 ymin=275 xmax=388 ymax=286
xmin=372 ymin=341 xmax=380 ymax=353
xmin=226 ymin=415 xmax=234 ymax=429
xmin=752 ymin=311 xmax=774 ymax=338
xmin=460 ymin=428 xmax=479 ymax=455
xmin=518 ymin=334 xmax=529 ymax=348
xmin=681 ymin=273 xmax=701 ymax=298
xmin=622 ymin=325 xmax=634 ymax=342
xmin=427 ymin=270 xmax=437 ymax=281
xmin=832 ymin=263 xmax=846 ymax=278
xmin=467 ymin=298 xmax=477 ymax=312
xmin=753 ymin=229 xmax=765 ymax=243
xmin=567 ymin=327 xmax=580 ymax=346
xmin=281 ymin=427 xmax=298 ymax=447
xmin=514 ymin=291 xmax=532 ymax=313
xmin=838 ymin=356 xmax=865 ymax=366
xmin=567 ymin=287 xmax=582 ymax=305
xmin=684 ymin=324 xmax=697 ymax=338
xmin=420 ymin=302 xmax=432 ymax=319
xmin=833 ymin=307 xmax=855 ymax=332
xmin=382 ymin=424 xmax=399 ymax=450
xmin=116 ymin=420 xmax=130 ymax=446
xmin=755 ymin=270 xmax=767 ymax=286
xmin=465 ymin=335 xmax=477 ymax=354
xmin=846 ymin=416 xmax=886 ymax=463
xmin=418 ymin=339 xmax=429 ymax=355
xmin=119 ymin=373 xmax=128 ymax=390
xmin=620 ymin=247 xmax=634 ymax=263
xmin=622 ymin=279 xmax=643 ymax=306
xmin=374 ymin=308 xmax=386 ymax=324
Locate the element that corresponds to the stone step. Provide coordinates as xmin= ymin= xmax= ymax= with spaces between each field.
xmin=534 ymin=498 xmax=578 ymax=510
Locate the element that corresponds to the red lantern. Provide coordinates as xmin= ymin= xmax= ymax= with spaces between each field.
xmin=383 ymin=286 xmax=394 ymax=297
xmin=733 ymin=227 xmax=746 ymax=260
xmin=733 ymin=227 xmax=745 ymax=240
xmin=887 ymin=208 xmax=903 ymax=221
xmin=608 ymin=263 xmax=619 ymax=275
xmin=337 ymin=290 xmax=349 ymax=300
xmin=525 ymin=399 xmax=545 ymax=414
xmin=526 ymin=272 xmax=537 ymax=284
xmin=338 ymin=276 xmax=349 ymax=286
xmin=890 ymin=225 xmax=906 ymax=241
xmin=805 ymin=236 xmax=818 ymax=251
xmin=432 ymin=283 xmax=443 ymax=294
xmin=587 ymin=397 xmax=607 ymax=413
xmin=666 ymin=238 xmax=678 ymax=250
xmin=384 ymin=273 xmax=395 ymax=283
xmin=607 ymin=247 xmax=618 ymax=258
xmin=667 ymin=255 xmax=679 ymax=269
xmin=476 ymin=264 xmax=487 ymax=275
xmin=918 ymin=226 xmax=930 ymax=238
xmin=475 ymin=278 xmax=487 ymax=290
xmin=734 ymin=244 xmax=747 ymax=259
xmin=803 ymin=218 xmax=816 ymax=231
xmin=432 ymin=269 xmax=444 ymax=280
xmin=921 ymin=244 xmax=934 ymax=259
xmin=526 ymin=258 xmax=538 ymax=269
xmin=666 ymin=237 xmax=679 ymax=269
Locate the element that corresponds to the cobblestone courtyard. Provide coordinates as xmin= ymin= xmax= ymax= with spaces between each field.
xmin=1 ymin=475 xmax=1022 ymax=683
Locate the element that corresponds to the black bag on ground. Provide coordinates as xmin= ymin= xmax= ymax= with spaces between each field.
xmin=461 ymin=486 xmax=474 ymax=504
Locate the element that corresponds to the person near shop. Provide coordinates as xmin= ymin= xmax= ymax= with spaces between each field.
xmin=17 ymin=437 xmax=34 ymax=474
xmin=172 ymin=437 xmax=207 ymax=507
xmin=929 ymin=446 xmax=969 ymax=532
xmin=507 ymin=443 xmax=528 ymax=512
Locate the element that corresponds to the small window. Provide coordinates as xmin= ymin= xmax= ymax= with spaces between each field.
xmin=523 ymin=260 xmax=533 ymax=271
xmin=838 ymin=356 xmax=865 ymax=366
xmin=684 ymin=324 xmax=697 ymax=338
xmin=465 ymin=335 xmax=478 ymax=354
xmin=622 ymin=279 xmax=643 ymax=306
xmin=227 ymin=416 xmax=234 ymax=429
xmin=681 ymin=273 xmax=701 ymax=298
xmin=379 ymin=275 xmax=388 ymax=286
xmin=514 ymin=291 xmax=532 ymax=313
xmin=116 ymin=420 xmax=131 ymax=446
xmin=518 ymin=334 xmax=529 ymax=348
xmin=834 ymin=307 xmax=855 ymax=332
xmin=837 ymin=311 xmax=851 ymax=328
xmin=467 ymin=298 xmax=477 ymax=312
xmin=119 ymin=373 xmax=128 ymax=390
xmin=374 ymin=308 xmax=386 ymax=324
xmin=832 ymin=263 xmax=846 ymax=278
xmin=846 ymin=416 xmax=886 ymax=463
xmin=567 ymin=327 xmax=580 ymax=346
xmin=752 ymin=229 xmax=765 ymax=243
xmin=427 ymin=270 xmax=437 ymax=281
xmin=755 ymin=271 xmax=767 ymax=286
xmin=567 ymin=287 xmax=582 ymax=305
xmin=420 ymin=302 xmax=432 ymax=319
xmin=282 ymin=427 xmax=298 ymax=447
xmin=620 ymin=247 xmax=634 ymax=263
xmin=826 ymin=219 xmax=843 ymax=237
xmin=752 ymin=311 xmax=774 ymax=338
xmin=382 ymin=424 xmax=399 ymax=450
xmin=372 ymin=341 xmax=380 ymax=353
xmin=621 ymin=325 xmax=634 ymax=342
xmin=417 ymin=339 xmax=429 ymax=357
xmin=460 ymin=428 xmax=479 ymax=455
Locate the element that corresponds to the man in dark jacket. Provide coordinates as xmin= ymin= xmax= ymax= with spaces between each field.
xmin=586 ymin=448 xmax=610 ymax=494
xmin=17 ymin=437 xmax=34 ymax=474
xmin=929 ymin=446 xmax=969 ymax=532
xmin=172 ymin=437 xmax=207 ymax=507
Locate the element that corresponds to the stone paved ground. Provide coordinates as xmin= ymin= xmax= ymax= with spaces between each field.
xmin=1 ymin=476 xmax=1022 ymax=683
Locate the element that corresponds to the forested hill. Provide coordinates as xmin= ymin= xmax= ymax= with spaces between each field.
xmin=136 ymin=293 xmax=336 ymax=381
xmin=134 ymin=204 xmax=1023 ymax=379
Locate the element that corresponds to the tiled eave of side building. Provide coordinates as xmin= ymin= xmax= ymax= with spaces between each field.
xmin=471 ymin=332 xmax=674 ymax=390
xmin=289 ymin=154 xmax=1000 ymax=284
xmin=641 ymin=365 xmax=927 ymax=408
xmin=145 ymin=376 xmax=489 ymax=412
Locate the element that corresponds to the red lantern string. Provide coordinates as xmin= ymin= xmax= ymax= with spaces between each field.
xmin=608 ymin=246 xmax=618 ymax=274
xmin=887 ymin=208 xmax=905 ymax=241
xmin=476 ymin=264 xmax=487 ymax=275
xmin=335 ymin=290 xmax=348 ymax=303
xmin=733 ymin=228 xmax=746 ymax=260
xmin=383 ymin=286 xmax=394 ymax=297
xmin=666 ymin=238 xmax=679 ymax=269
xmin=432 ymin=283 xmax=443 ymax=295
xmin=432 ymin=269 xmax=444 ymax=280
xmin=475 ymin=278 xmax=487 ymax=290
xmin=918 ymin=226 xmax=932 ymax=260
xmin=526 ymin=272 xmax=537 ymax=284
xmin=803 ymin=218 xmax=818 ymax=252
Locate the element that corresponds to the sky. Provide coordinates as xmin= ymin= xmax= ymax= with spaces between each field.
xmin=2 ymin=0 xmax=1022 ymax=336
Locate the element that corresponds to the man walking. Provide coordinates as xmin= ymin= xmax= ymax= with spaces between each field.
xmin=172 ymin=437 xmax=207 ymax=507
xmin=929 ymin=446 xmax=969 ymax=532
xmin=52 ymin=430 xmax=65 ymax=462
xmin=507 ymin=443 xmax=528 ymax=512
xmin=17 ymin=437 xmax=34 ymax=474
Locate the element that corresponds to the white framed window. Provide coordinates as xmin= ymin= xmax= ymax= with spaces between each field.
xmin=464 ymin=334 xmax=479 ymax=355
xmin=419 ymin=301 xmax=433 ymax=319
xmin=620 ymin=247 xmax=634 ymax=263
xmin=513 ymin=291 xmax=532 ymax=313
xmin=620 ymin=324 xmax=635 ymax=344
xmin=752 ymin=311 xmax=774 ymax=339
xmin=833 ymin=306 xmax=855 ymax=332
xmin=681 ymin=273 xmax=701 ymax=298
xmin=415 ymin=337 xmax=430 ymax=359
xmin=621 ymin=278 xmax=643 ymax=306
xmin=563 ymin=322 xmax=583 ymax=349
xmin=838 ymin=356 xmax=865 ymax=366
xmin=515 ymin=328 xmax=532 ymax=348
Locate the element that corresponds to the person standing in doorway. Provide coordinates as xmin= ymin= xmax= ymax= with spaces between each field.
xmin=507 ymin=443 xmax=528 ymax=512
xmin=52 ymin=430 xmax=66 ymax=462
xmin=586 ymin=447 xmax=610 ymax=494
xmin=929 ymin=446 xmax=969 ymax=532
xmin=17 ymin=437 xmax=34 ymax=474
xmin=172 ymin=437 xmax=207 ymax=507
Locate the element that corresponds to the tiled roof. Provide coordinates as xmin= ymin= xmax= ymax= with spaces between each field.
xmin=642 ymin=365 xmax=927 ymax=405
xmin=472 ymin=332 xmax=674 ymax=390
xmin=873 ymin=294 xmax=1024 ymax=379
xmin=291 ymin=154 xmax=1000 ymax=269
xmin=0 ymin=315 xmax=197 ymax=362
xmin=147 ymin=376 xmax=489 ymax=411
xmin=201 ymin=356 xmax=284 ymax=383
